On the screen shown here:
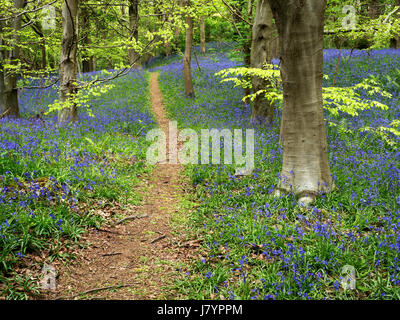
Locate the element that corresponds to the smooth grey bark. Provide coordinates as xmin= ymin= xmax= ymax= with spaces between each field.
xmin=200 ymin=16 xmax=206 ymax=53
xmin=271 ymin=35 xmax=279 ymax=59
xmin=267 ymin=0 xmax=333 ymax=203
xmin=250 ymin=0 xmax=274 ymax=125
xmin=128 ymin=0 xmax=141 ymax=68
xmin=3 ymin=0 xmax=27 ymax=118
xmin=58 ymin=0 xmax=79 ymax=125
xmin=183 ymin=0 xmax=195 ymax=98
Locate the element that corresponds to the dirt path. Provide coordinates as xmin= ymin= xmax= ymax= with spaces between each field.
xmin=43 ymin=73 xmax=198 ymax=300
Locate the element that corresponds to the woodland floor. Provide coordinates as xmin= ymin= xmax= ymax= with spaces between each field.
xmin=42 ymin=73 xmax=200 ymax=300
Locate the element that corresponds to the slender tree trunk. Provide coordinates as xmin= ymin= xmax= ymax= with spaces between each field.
xmin=250 ymin=0 xmax=274 ymax=125
xmin=268 ymin=0 xmax=333 ymax=203
xmin=29 ymin=21 xmax=47 ymax=70
xmin=368 ymin=0 xmax=381 ymax=19
xmin=200 ymin=16 xmax=206 ymax=53
xmin=128 ymin=0 xmax=141 ymax=68
xmin=41 ymin=38 xmax=47 ymax=70
xmin=3 ymin=0 xmax=27 ymax=118
xmin=390 ymin=37 xmax=400 ymax=49
xmin=36 ymin=23 xmax=47 ymax=70
xmin=0 ymin=66 xmax=4 ymax=115
xmin=58 ymin=0 xmax=79 ymax=125
xmin=243 ymin=45 xmax=251 ymax=105
xmin=390 ymin=0 xmax=400 ymax=48
xmin=230 ymin=0 xmax=251 ymax=103
xmin=164 ymin=14 xmax=172 ymax=56
xmin=92 ymin=56 xmax=97 ymax=71
xmin=0 ymin=20 xmax=6 ymax=114
xmin=183 ymin=0 xmax=195 ymax=98
xmin=81 ymin=5 xmax=94 ymax=73
xmin=172 ymin=0 xmax=184 ymax=53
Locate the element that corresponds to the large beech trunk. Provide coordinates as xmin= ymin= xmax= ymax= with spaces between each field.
xmin=200 ymin=16 xmax=206 ymax=53
xmin=128 ymin=0 xmax=141 ymax=68
xmin=271 ymin=36 xmax=279 ymax=59
xmin=267 ymin=0 xmax=333 ymax=201
xmin=58 ymin=0 xmax=79 ymax=125
xmin=250 ymin=0 xmax=274 ymax=125
xmin=3 ymin=0 xmax=26 ymax=118
xmin=183 ymin=0 xmax=195 ymax=98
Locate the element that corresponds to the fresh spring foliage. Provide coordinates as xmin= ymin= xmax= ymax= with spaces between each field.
xmin=216 ymin=62 xmax=399 ymax=149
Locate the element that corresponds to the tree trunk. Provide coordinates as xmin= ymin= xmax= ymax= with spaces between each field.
xmin=268 ymin=0 xmax=333 ymax=203
xmin=164 ymin=14 xmax=172 ymax=56
xmin=0 ymin=65 xmax=5 ymax=115
xmin=200 ymin=16 xmax=206 ymax=53
xmin=58 ymin=0 xmax=79 ymax=125
xmin=230 ymin=0 xmax=251 ymax=104
xmin=29 ymin=21 xmax=47 ymax=70
xmin=3 ymin=0 xmax=27 ymax=118
xmin=271 ymin=35 xmax=279 ymax=59
xmin=81 ymin=5 xmax=94 ymax=73
xmin=0 ymin=20 xmax=6 ymax=114
xmin=92 ymin=55 xmax=97 ymax=71
xmin=41 ymin=38 xmax=47 ymax=70
xmin=250 ymin=0 xmax=274 ymax=125
xmin=390 ymin=37 xmax=400 ymax=49
xmin=183 ymin=0 xmax=195 ymax=98
xmin=128 ymin=0 xmax=141 ymax=68
xmin=243 ymin=43 xmax=251 ymax=105
xmin=368 ymin=0 xmax=381 ymax=19
xmin=390 ymin=0 xmax=400 ymax=48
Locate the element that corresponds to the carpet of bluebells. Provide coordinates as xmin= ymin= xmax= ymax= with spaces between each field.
xmin=155 ymin=43 xmax=400 ymax=299
xmin=0 ymin=70 xmax=156 ymax=298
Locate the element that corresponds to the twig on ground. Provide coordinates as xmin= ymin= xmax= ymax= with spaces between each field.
xmin=114 ymin=214 xmax=148 ymax=226
xmin=95 ymin=228 xmax=122 ymax=235
xmin=102 ymin=252 xmax=122 ymax=257
xmin=54 ymin=283 xmax=138 ymax=300
xmin=0 ymin=108 xmax=11 ymax=119
xmin=150 ymin=234 xmax=166 ymax=244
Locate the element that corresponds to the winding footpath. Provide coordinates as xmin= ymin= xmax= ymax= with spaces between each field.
xmin=44 ymin=73 xmax=196 ymax=300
